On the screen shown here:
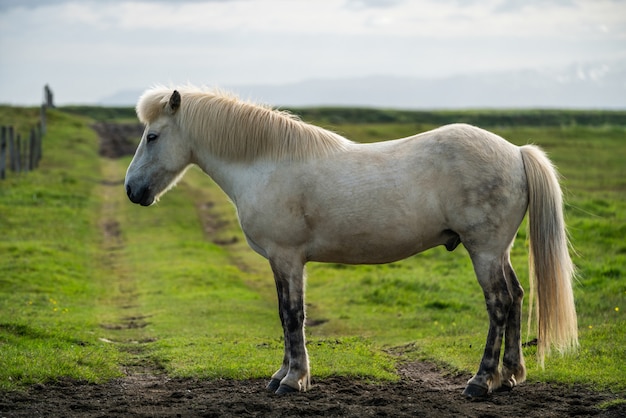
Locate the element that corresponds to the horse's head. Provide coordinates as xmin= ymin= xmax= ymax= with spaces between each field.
xmin=125 ymin=90 xmax=191 ymax=206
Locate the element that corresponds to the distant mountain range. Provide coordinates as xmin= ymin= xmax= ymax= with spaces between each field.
xmin=100 ymin=61 xmax=626 ymax=109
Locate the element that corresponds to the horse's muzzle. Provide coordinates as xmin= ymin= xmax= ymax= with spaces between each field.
xmin=126 ymin=184 xmax=153 ymax=206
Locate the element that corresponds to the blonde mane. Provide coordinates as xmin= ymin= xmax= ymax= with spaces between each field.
xmin=136 ymin=86 xmax=353 ymax=162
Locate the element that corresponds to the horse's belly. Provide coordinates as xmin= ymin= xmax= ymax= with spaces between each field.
xmin=307 ymin=225 xmax=448 ymax=264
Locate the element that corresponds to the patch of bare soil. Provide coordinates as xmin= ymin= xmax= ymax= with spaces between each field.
xmin=1 ymin=362 xmax=625 ymax=417
xmin=93 ymin=122 xmax=143 ymax=158
xmin=4 ymin=124 xmax=623 ymax=417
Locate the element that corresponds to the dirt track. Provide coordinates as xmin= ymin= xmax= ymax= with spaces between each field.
xmin=2 ymin=123 xmax=624 ymax=417
xmin=2 ymin=361 xmax=625 ymax=417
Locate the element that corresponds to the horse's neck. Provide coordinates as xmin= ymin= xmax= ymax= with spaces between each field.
xmin=191 ymin=149 xmax=266 ymax=206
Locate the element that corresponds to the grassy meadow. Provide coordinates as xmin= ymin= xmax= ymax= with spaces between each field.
xmin=0 ymin=106 xmax=624 ymax=397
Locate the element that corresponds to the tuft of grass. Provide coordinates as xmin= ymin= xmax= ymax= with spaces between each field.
xmin=597 ymin=398 xmax=626 ymax=411
xmin=0 ymin=322 xmax=121 ymax=387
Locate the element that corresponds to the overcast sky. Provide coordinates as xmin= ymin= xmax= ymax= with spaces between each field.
xmin=0 ymin=0 xmax=625 ymax=105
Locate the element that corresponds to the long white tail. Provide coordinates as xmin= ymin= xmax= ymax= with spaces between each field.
xmin=520 ymin=145 xmax=578 ymax=367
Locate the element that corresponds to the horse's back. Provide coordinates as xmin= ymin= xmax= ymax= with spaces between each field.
xmin=407 ymin=123 xmax=520 ymax=163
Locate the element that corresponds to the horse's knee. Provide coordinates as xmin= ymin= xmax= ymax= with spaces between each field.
xmin=485 ymin=290 xmax=512 ymax=326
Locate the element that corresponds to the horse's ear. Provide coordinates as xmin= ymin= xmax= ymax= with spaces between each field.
xmin=168 ymin=90 xmax=181 ymax=114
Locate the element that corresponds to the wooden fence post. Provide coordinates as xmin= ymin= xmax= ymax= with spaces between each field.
xmin=29 ymin=128 xmax=37 ymax=171
xmin=2 ymin=95 xmax=47 ymax=179
xmin=22 ymin=135 xmax=28 ymax=173
xmin=15 ymin=133 xmax=21 ymax=173
xmin=0 ymin=126 xmax=6 ymax=180
xmin=44 ymin=84 xmax=54 ymax=108
xmin=8 ymin=127 xmax=17 ymax=173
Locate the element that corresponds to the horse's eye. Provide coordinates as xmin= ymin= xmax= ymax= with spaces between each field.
xmin=146 ymin=133 xmax=158 ymax=143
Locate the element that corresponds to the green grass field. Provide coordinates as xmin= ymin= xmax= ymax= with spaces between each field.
xmin=0 ymin=107 xmax=624 ymax=395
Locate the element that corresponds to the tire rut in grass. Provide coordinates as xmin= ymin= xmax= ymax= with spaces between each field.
xmin=98 ymin=158 xmax=163 ymax=387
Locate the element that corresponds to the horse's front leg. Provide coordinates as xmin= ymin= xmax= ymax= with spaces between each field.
xmin=267 ymin=258 xmax=310 ymax=394
xmin=265 ymin=280 xmax=290 ymax=392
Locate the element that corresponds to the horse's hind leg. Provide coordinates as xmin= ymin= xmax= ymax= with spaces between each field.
xmin=267 ymin=257 xmax=310 ymax=394
xmin=499 ymin=259 xmax=526 ymax=391
xmin=463 ymin=251 xmax=512 ymax=398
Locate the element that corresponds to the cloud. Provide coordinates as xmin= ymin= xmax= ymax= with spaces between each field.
xmin=492 ymin=0 xmax=576 ymax=13
xmin=0 ymin=0 xmax=624 ymax=105
xmin=5 ymin=0 xmax=621 ymax=39
xmin=345 ymin=0 xmax=406 ymax=9
xmin=0 ymin=0 xmax=225 ymax=9
xmin=0 ymin=0 xmax=56 ymax=10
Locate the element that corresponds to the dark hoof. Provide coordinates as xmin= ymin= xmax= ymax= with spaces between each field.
xmin=275 ymin=384 xmax=298 ymax=395
xmin=494 ymin=383 xmax=514 ymax=393
xmin=266 ymin=378 xmax=281 ymax=392
xmin=462 ymin=383 xmax=489 ymax=399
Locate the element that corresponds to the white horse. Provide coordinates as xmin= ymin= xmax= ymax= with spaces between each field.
xmin=124 ymin=86 xmax=578 ymax=398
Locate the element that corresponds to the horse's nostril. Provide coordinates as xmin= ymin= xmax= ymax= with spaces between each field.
xmin=126 ymin=184 xmax=132 ymax=198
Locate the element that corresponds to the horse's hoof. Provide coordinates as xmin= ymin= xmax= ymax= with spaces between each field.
xmin=494 ymin=383 xmax=514 ymax=393
xmin=462 ymin=383 xmax=489 ymax=399
xmin=266 ymin=378 xmax=281 ymax=392
xmin=275 ymin=384 xmax=298 ymax=395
